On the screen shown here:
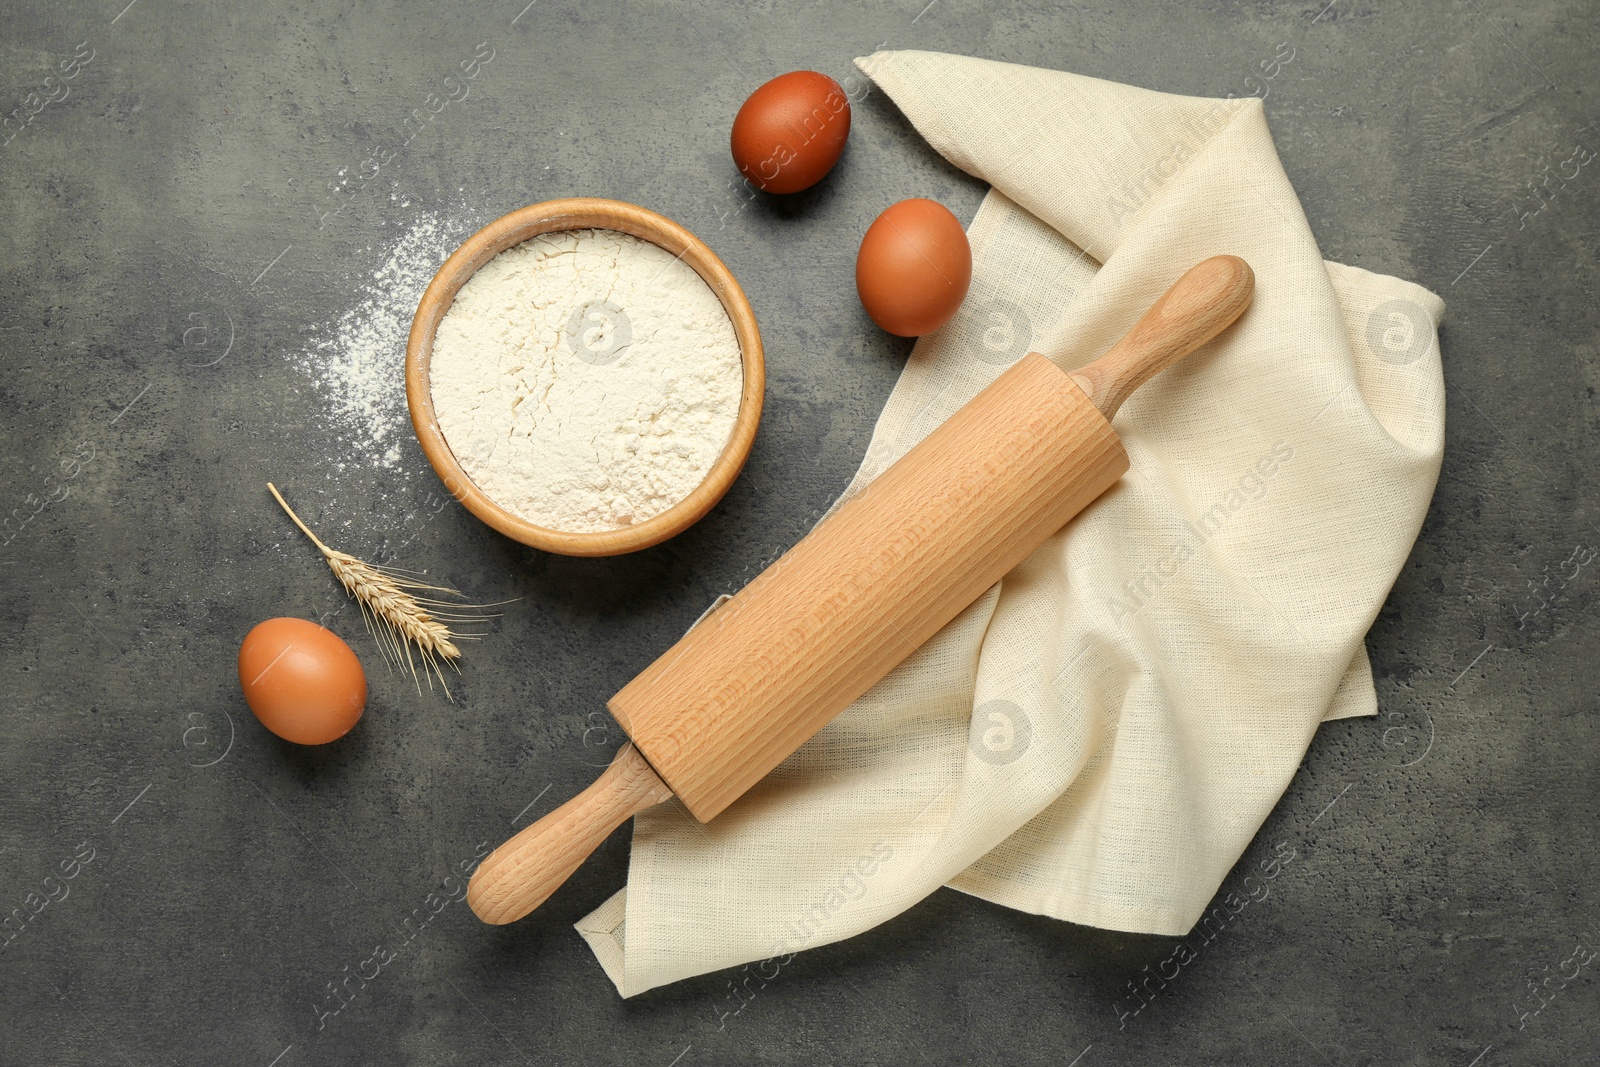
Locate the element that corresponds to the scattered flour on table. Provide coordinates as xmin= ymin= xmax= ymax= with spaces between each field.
xmin=296 ymin=215 xmax=457 ymax=470
xmin=429 ymin=228 xmax=742 ymax=533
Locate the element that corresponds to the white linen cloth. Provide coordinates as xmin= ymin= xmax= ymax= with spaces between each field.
xmin=577 ymin=50 xmax=1445 ymax=997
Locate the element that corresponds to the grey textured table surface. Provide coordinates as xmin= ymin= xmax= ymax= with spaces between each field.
xmin=3 ymin=0 xmax=1597 ymax=1064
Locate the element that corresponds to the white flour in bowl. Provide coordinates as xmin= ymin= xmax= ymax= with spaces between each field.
xmin=429 ymin=228 xmax=742 ymax=533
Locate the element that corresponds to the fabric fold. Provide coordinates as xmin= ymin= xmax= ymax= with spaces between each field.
xmin=579 ymin=50 xmax=1444 ymax=997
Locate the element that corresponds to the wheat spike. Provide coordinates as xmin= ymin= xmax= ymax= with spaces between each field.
xmin=268 ymin=482 xmax=484 ymax=697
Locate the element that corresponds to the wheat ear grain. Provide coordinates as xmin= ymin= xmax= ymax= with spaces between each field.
xmin=268 ymin=482 xmax=467 ymax=696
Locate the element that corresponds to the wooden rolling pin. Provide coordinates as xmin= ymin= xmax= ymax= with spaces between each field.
xmin=468 ymin=255 xmax=1255 ymax=925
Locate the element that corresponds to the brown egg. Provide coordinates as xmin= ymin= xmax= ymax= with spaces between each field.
xmin=238 ymin=617 xmax=367 ymax=745
xmin=731 ymin=71 xmax=851 ymax=194
xmin=855 ymin=198 xmax=973 ymax=337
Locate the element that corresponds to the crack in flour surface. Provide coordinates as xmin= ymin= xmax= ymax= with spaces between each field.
xmin=428 ymin=228 xmax=742 ymax=533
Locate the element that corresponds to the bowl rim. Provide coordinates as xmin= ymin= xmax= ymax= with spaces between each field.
xmin=404 ymin=197 xmax=765 ymax=557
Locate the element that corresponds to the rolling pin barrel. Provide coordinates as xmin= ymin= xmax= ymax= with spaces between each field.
xmin=611 ymin=351 xmax=1129 ymax=821
xmin=468 ymin=255 xmax=1254 ymax=925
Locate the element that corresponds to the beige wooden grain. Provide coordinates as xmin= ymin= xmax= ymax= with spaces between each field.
xmin=612 ymin=351 xmax=1127 ymax=819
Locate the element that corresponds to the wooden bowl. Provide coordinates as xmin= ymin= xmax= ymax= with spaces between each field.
xmin=405 ymin=198 xmax=765 ymax=557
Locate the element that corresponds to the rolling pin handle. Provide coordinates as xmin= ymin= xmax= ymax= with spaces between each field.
xmin=467 ymin=744 xmax=673 ymax=925
xmin=1070 ymin=254 xmax=1255 ymax=420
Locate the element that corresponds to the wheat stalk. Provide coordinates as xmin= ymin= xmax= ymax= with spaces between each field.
xmin=268 ymin=482 xmax=486 ymax=698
